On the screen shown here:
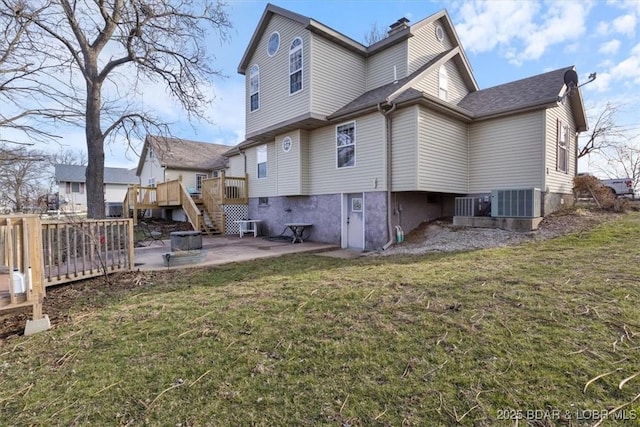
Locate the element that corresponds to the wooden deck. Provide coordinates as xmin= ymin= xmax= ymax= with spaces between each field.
xmin=123 ymin=173 xmax=248 ymax=235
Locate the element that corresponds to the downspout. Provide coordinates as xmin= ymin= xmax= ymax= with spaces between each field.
xmin=378 ymin=102 xmax=397 ymax=250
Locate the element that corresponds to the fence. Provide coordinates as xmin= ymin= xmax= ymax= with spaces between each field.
xmin=0 ymin=216 xmax=46 ymax=323
xmin=42 ymin=218 xmax=134 ymax=286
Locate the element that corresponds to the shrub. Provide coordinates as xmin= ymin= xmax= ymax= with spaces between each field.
xmin=573 ymin=175 xmax=627 ymax=212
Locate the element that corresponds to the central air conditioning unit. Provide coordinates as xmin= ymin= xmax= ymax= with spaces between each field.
xmin=491 ymin=188 xmax=541 ymax=218
xmin=455 ymin=197 xmax=481 ymax=217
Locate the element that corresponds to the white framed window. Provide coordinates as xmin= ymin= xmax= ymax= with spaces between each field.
xmin=267 ymin=32 xmax=280 ymax=57
xmin=196 ymin=173 xmax=208 ymax=191
xmin=438 ymin=65 xmax=448 ymax=101
xmin=289 ymin=38 xmax=303 ymax=94
xmin=557 ymin=119 xmax=570 ymax=173
xmin=148 ymin=177 xmax=156 ymax=187
xmin=250 ymin=64 xmax=260 ymax=112
xmin=336 ymin=122 xmax=356 ymax=168
xmin=67 ymin=182 xmax=84 ymax=194
xmin=257 ymin=145 xmax=267 ymax=179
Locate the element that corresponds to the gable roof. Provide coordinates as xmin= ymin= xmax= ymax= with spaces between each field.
xmin=54 ymin=164 xmax=137 ymax=184
xmin=458 ymin=66 xmax=587 ymax=131
xmin=329 ymin=49 xmax=459 ymax=120
xmin=136 ymin=135 xmax=231 ymax=176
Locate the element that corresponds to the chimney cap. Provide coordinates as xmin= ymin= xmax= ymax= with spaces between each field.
xmin=389 ymin=17 xmax=410 ymax=30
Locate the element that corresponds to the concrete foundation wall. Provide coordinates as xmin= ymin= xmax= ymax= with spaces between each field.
xmin=391 ymin=192 xmax=459 ymax=235
xmin=543 ymin=192 xmax=574 ymax=215
xmin=248 ymin=194 xmax=342 ymax=245
xmin=364 ymin=192 xmax=388 ymax=250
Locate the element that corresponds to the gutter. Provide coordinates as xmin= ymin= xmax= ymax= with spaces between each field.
xmin=377 ymin=101 xmax=397 ymax=250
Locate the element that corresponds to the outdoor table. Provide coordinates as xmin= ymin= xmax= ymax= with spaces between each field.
xmin=284 ymin=223 xmax=312 ymax=243
xmin=235 ymin=219 xmax=261 ymax=237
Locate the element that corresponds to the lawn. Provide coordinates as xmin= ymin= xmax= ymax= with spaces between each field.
xmin=1 ymin=212 xmax=640 ymax=426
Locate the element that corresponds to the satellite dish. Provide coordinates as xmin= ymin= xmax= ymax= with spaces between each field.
xmin=563 ymin=69 xmax=579 ymax=89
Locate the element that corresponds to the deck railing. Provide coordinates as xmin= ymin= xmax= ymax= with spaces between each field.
xmin=201 ymin=173 xmax=248 ymax=205
xmin=0 ymin=216 xmax=46 ymax=322
xmin=41 ymin=218 xmax=134 ymax=286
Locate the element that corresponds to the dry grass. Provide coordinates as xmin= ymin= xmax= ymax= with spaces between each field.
xmin=1 ymin=213 xmax=640 ymax=426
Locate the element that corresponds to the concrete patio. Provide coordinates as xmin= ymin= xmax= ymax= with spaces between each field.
xmin=134 ymin=234 xmax=337 ymax=271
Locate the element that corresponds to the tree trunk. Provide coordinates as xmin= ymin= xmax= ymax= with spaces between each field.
xmin=85 ymin=82 xmax=105 ymax=219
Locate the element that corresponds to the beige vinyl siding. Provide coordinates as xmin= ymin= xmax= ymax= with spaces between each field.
xmin=413 ymin=59 xmax=469 ymax=104
xmin=544 ymin=101 xmax=576 ymax=194
xmin=275 ymin=130 xmax=307 ymax=196
xmin=408 ymin=18 xmax=454 ymax=74
xmin=366 ymin=42 xmax=407 ymax=90
xmin=246 ymin=142 xmax=277 ymax=197
xmin=310 ymin=34 xmax=366 ymax=115
xmin=391 ymin=106 xmax=418 ymax=191
xmin=227 ymin=155 xmax=245 ymax=177
xmin=309 ymin=112 xmax=386 ymax=194
xmin=418 ymin=108 xmax=468 ymax=193
xmin=300 ymin=130 xmax=310 ymax=194
xmin=164 ymin=169 xmax=205 ymax=190
xmin=469 ymin=111 xmax=545 ymax=193
xmin=245 ymin=15 xmax=310 ymax=136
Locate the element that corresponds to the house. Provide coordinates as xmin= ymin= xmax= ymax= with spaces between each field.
xmin=227 ymin=3 xmax=588 ymax=251
xmin=129 ymin=135 xmax=247 ymax=234
xmin=54 ymin=164 xmax=137 ymax=215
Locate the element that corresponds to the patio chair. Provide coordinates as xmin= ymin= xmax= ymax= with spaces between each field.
xmin=138 ymin=221 xmax=164 ymax=246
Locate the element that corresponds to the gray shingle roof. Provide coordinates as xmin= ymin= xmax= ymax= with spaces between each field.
xmin=54 ymin=164 xmax=137 ymax=184
xmin=146 ymin=136 xmax=231 ymax=171
xmin=457 ymin=66 xmax=572 ymax=117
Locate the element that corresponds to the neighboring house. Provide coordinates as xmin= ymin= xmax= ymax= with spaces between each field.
xmin=54 ymin=164 xmax=137 ymax=215
xmin=137 ymin=135 xmax=231 ymax=193
xmin=132 ymin=135 xmax=245 ymax=233
xmin=226 ymin=3 xmax=588 ymax=251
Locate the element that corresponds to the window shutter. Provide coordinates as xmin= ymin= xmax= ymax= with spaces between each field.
xmin=556 ymin=118 xmax=562 ymax=171
xmin=80 ymin=183 xmax=85 ymax=194
xmin=66 ymin=182 xmax=70 ymax=193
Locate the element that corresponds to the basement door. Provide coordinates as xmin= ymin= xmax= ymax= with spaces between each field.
xmin=345 ymin=193 xmax=364 ymax=250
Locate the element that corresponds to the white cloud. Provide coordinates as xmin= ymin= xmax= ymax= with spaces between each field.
xmin=612 ymin=13 xmax=636 ymax=37
xmin=454 ymin=1 xmax=539 ymax=54
xmin=588 ymin=71 xmax=612 ymax=92
xmin=598 ymin=39 xmax=621 ymax=55
xmin=453 ymin=1 xmax=590 ymax=65
xmin=596 ymin=21 xmax=610 ymax=35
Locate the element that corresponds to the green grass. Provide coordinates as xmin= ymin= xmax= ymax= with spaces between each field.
xmin=2 ymin=213 xmax=640 ymax=426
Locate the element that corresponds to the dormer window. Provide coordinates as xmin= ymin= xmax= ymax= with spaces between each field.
xmin=289 ymin=38 xmax=303 ymax=94
xmin=438 ymin=65 xmax=448 ymax=101
xmin=250 ymin=64 xmax=260 ymax=112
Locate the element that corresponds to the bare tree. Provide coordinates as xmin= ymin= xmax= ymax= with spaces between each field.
xmin=0 ymin=2 xmax=75 ymax=145
xmin=49 ymin=148 xmax=88 ymax=167
xmin=594 ymin=139 xmax=640 ymax=195
xmin=0 ymin=146 xmax=48 ymax=212
xmin=4 ymin=0 xmax=232 ymax=218
xmin=578 ymin=102 xmax=627 ymax=159
xmin=364 ymin=22 xmax=386 ymax=45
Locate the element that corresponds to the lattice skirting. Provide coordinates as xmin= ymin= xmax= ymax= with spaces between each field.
xmin=224 ymin=204 xmax=248 ymax=235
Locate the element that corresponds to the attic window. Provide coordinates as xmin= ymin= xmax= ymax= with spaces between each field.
xmin=435 ymin=25 xmax=444 ymax=42
xmin=267 ymin=32 xmax=280 ymax=56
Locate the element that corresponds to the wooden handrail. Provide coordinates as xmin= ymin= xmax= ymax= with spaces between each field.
xmin=178 ymin=182 xmax=201 ymax=231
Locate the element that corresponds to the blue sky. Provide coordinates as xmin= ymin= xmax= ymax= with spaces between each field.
xmin=43 ymin=1 xmax=640 ymax=174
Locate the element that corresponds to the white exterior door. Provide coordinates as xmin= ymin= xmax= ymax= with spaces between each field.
xmin=346 ymin=193 xmax=364 ymax=250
